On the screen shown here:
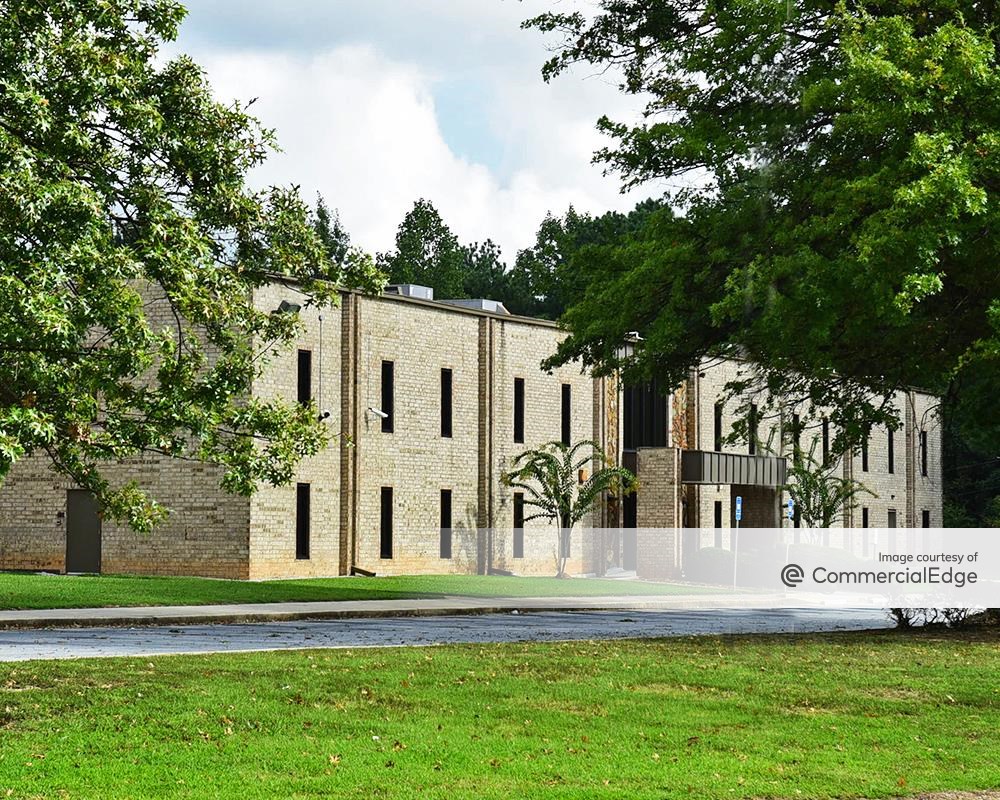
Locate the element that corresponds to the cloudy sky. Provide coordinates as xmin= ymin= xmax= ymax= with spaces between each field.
xmin=171 ymin=0 xmax=657 ymax=260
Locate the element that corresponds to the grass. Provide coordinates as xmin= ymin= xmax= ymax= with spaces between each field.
xmin=0 ymin=572 xmax=712 ymax=610
xmin=0 ymin=629 xmax=998 ymax=798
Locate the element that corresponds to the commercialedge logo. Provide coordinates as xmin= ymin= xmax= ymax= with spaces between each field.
xmin=780 ymin=564 xmax=804 ymax=588
xmin=811 ymin=566 xmax=978 ymax=588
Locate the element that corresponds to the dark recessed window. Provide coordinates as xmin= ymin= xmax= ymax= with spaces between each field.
xmin=297 ymin=350 xmax=312 ymax=407
xmin=862 ymin=507 xmax=869 ymax=528
xmin=791 ymin=413 xmax=801 ymax=453
xmin=713 ymin=501 xmax=722 ymax=547
xmin=513 ymin=492 xmax=524 ymax=559
xmin=793 ymin=504 xmax=801 ymax=530
xmin=381 ymin=361 xmax=394 ymax=433
xmin=622 ymin=380 xmax=668 ymax=450
xmin=380 ymin=487 xmax=393 ymax=559
xmin=295 ymin=483 xmax=310 ymax=560
xmin=922 ymin=509 xmax=931 ymax=528
xmin=861 ymin=431 xmax=869 ymax=472
xmin=920 ymin=430 xmax=928 ymax=477
xmin=561 ymin=383 xmax=572 ymax=446
xmin=887 ymin=509 xmax=897 ymax=529
xmin=439 ymin=489 xmax=452 ymax=559
xmin=513 ymin=378 xmax=525 ymax=444
xmin=440 ymin=368 xmax=453 ymax=438
xmin=887 ymin=428 xmax=895 ymax=474
xmin=714 ymin=403 xmax=723 ymax=452
xmin=748 ymin=404 xmax=758 ymax=456
xmin=822 ymin=418 xmax=830 ymax=465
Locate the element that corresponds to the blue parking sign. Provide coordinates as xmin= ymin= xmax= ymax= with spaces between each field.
xmin=787 ymin=498 xmax=795 ymax=520
xmin=735 ymin=495 xmax=742 ymax=521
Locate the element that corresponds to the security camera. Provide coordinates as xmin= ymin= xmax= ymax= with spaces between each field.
xmin=368 ymin=407 xmax=389 ymax=419
xmin=318 ymin=410 xmax=332 ymax=421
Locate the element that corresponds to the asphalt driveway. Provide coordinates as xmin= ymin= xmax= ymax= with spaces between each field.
xmin=0 ymin=607 xmax=891 ymax=662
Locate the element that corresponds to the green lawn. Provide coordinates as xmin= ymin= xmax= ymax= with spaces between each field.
xmin=0 ymin=630 xmax=998 ymax=798
xmin=0 ymin=572 xmax=711 ymax=610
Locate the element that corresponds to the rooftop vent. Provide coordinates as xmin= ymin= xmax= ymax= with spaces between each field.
xmin=438 ymin=298 xmax=510 ymax=315
xmin=385 ymin=283 xmax=434 ymax=300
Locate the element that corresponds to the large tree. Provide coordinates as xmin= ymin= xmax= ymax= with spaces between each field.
xmin=376 ymin=198 xmax=466 ymax=299
xmin=527 ymin=0 xmax=1000 ymax=457
xmin=0 ymin=0 xmax=381 ymax=530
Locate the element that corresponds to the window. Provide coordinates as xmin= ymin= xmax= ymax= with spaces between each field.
xmin=793 ymin=505 xmax=801 ymax=530
xmin=887 ymin=428 xmax=895 ymax=474
xmin=295 ymin=483 xmax=310 ymax=560
xmin=513 ymin=492 xmax=524 ymax=559
xmin=922 ymin=509 xmax=931 ymax=528
xmin=920 ymin=430 xmax=928 ymax=477
xmin=440 ymin=368 xmax=453 ymax=438
xmin=622 ymin=380 xmax=668 ymax=449
xmin=381 ymin=361 xmax=394 ymax=433
xmin=887 ymin=509 xmax=897 ymax=528
xmin=439 ymin=489 xmax=452 ymax=559
xmin=513 ymin=378 xmax=525 ymax=444
xmin=862 ymin=507 xmax=869 ymax=528
xmin=379 ymin=487 xmax=393 ymax=559
xmin=748 ymin=404 xmax=758 ymax=456
xmin=713 ymin=501 xmax=722 ymax=547
xmin=791 ymin=413 xmax=801 ymax=453
xmin=822 ymin=417 xmax=830 ymax=465
xmin=714 ymin=403 xmax=723 ymax=452
xmin=861 ymin=430 xmax=869 ymax=472
xmin=297 ymin=350 xmax=312 ymax=407
xmin=561 ymin=384 xmax=572 ymax=446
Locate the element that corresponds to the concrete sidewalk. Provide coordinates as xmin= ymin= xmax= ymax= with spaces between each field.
xmin=0 ymin=593 xmax=793 ymax=629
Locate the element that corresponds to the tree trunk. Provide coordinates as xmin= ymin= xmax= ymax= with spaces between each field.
xmin=557 ymin=516 xmax=572 ymax=578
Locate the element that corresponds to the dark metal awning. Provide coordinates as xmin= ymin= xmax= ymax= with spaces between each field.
xmin=681 ymin=450 xmax=786 ymax=487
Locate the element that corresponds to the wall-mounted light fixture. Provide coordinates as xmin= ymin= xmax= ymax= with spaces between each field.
xmin=277 ymin=300 xmax=302 ymax=314
xmin=367 ymin=407 xmax=389 ymax=420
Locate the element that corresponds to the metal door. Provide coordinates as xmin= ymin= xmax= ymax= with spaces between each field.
xmin=66 ymin=490 xmax=101 ymax=573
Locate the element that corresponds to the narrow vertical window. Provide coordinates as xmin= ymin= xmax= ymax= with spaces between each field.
xmin=513 ymin=492 xmax=524 ymax=559
xmin=381 ymin=360 xmax=394 ymax=433
xmin=822 ymin=417 xmax=830 ymax=465
xmin=887 ymin=428 xmax=895 ymax=474
xmin=714 ymin=403 xmax=723 ymax=452
xmin=791 ymin=413 xmax=801 ymax=453
xmin=887 ymin=509 xmax=897 ymax=528
xmin=379 ymin=487 xmax=393 ymax=559
xmin=793 ymin=505 xmax=801 ymax=530
xmin=748 ymin=404 xmax=758 ymax=456
xmin=439 ymin=489 xmax=452 ymax=559
xmin=920 ymin=430 xmax=928 ymax=477
xmin=513 ymin=377 xmax=525 ymax=444
xmin=561 ymin=383 xmax=572 ymax=446
xmin=440 ymin=368 xmax=453 ymax=438
xmin=713 ymin=501 xmax=722 ymax=548
xmin=861 ymin=431 xmax=869 ymax=472
xmin=862 ymin=507 xmax=869 ymax=528
xmin=295 ymin=483 xmax=310 ymax=560
xmin=922 ymin=509 xmax=930 ymax=528
xmin=297 ymin=350 xmax=312 ymax=406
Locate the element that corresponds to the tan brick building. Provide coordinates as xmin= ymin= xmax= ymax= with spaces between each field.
xmin=0 ymin=284 xmax=943 ymax=580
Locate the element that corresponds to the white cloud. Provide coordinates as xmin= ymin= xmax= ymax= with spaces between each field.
xmin=181 ymin=23 xmax=655 ymax=263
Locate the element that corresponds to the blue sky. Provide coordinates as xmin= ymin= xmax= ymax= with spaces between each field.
xmin=173 ymin=0 xmax=654 ymax=259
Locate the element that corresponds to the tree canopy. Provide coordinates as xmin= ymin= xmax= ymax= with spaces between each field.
xmin=526 ymin=0 xmax=1000 ymax=456
xmin=0 ymin=0 xmax=381 ymax=530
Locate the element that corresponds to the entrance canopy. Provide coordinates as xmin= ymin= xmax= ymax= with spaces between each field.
xmin=680 ymin=450 xmax=786 ymax=487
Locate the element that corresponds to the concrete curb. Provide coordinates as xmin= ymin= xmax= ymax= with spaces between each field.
xmin=0 ymin=594 xmax=791 ymax=630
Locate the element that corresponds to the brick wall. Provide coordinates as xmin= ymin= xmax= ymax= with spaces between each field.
xmin=634 ymin=447 xmax=682 ymax=580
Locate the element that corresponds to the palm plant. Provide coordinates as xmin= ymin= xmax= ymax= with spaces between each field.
xmin=501 ymin=440 xmax=637 ymax=577
xmin=784 ymin=438 xmax=875 ymax=529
